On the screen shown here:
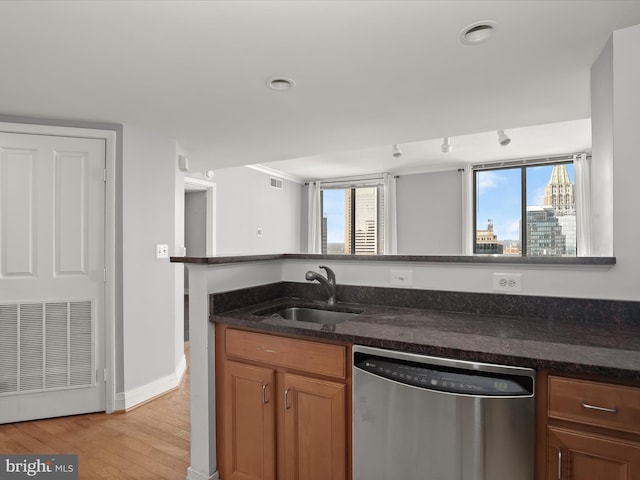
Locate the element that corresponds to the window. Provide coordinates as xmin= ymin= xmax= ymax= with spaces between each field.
xmin=473 ymin=158 xmax=578 ymax=257
xmin=321 ymin=185 xmax=384 ymax=255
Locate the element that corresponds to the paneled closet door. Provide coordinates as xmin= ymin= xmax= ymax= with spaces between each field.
xmin=0 ymin=132 xmax=106 ymax=423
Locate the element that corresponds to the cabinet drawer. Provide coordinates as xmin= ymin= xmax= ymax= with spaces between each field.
xmin=548 ymin=376 xmax=640 ymax=434
xmin=225 ymin=329 xmax=346 ymax=379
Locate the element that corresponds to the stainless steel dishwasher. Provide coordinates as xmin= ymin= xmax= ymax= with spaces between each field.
xmin=353 ymin=345 xmax=535 ymax=480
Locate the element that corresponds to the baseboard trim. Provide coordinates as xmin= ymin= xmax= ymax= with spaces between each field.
xmin=113 ymin=353 xmax=187 ymax=411
xmin=186 ymin=466 xmax=219 ymax=480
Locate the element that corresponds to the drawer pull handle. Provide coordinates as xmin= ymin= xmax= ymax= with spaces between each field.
xmin=557 ymin=448 xmax=562 ymax=480
xmin=581 ymin=401 xmax=618 ymax=414
xmin=284 ymin=388 xmax=291 ymax=410
xmin=262 ymin=384 xmax=269 ymax=404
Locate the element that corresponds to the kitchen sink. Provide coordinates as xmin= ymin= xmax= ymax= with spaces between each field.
xmin=255 ymin=305 xmax=362 ymax=324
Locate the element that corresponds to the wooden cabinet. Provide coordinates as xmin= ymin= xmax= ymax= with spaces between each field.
xmin=216 ymin=325 xmax=349 ymax=480
xmin=223 ymin=361 xmax=276 ymax=480
xmin=539 ymin=372 xmax=640 ymax=480
xmin=547 ymin=426 xmax=640 ymax=480
xmin=282 ymin=373 xmax=346 ymax=480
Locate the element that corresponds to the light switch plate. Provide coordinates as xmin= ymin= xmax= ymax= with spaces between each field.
xmin=156 ymin=244 xmax=169 ymax=259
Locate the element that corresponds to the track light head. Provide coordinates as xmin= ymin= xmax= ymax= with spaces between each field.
xmin=497 ymin=130 xmax=511 ymax=147
xmin=391 ymin=144 xmax=402 ymax=158
xmin=441 ymin=137 xmax=452 ymax=153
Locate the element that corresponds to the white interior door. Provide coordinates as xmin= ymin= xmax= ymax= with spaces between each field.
xmin=0 ymin=132 xmax=106 ymax=423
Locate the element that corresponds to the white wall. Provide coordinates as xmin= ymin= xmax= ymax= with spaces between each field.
xmin=281 ymin=259 xmax=616 ymax=299
xmin=213 ymin=166 xmax=303 ymax=254
xmin=173 ymin=147 xmax=187 ymax=395
xmin=206 ymin=261 xmax=284 ymax=293
xmin=205 ymin=256 xmax=617 ymax=301
xmin=397 ymin=171 xmax=462 ymax=254
xmin=590 ymin=35 xmax=614 ymax=256
xmin=122 ymin=124 xmax=185 ymax=403
xmin=207 ymin=24 xmax=640 ymax=304
xmin=610 ymin=24 xmax=640 ymax=300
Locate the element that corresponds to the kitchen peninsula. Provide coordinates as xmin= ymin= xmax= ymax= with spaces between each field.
xmin=172 ymin=253 xmax=638 ymax=480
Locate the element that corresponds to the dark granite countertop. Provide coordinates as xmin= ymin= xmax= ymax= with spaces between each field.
xmin=172 ymin=253 xmax=616 ymax=266
xmin=212 ymin=296 xmax=640 ymax=383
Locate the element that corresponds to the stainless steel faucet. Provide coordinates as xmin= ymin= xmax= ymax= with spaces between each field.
xmin=305 ymin=265 xmax=336 ymax=305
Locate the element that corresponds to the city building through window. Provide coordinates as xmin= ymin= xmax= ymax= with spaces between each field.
xmin=321 ymin=185 xmax=384 ymax=255
xmin=473 ymin=158 xmax=579 ymax=256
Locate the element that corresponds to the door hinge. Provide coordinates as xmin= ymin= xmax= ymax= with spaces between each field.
xmin=103 ymin=368 xmax=109 ymax=383
xmin=103 ymin=169 xmax=107 ymax=182
xmin=104 ymin=269 xmax=107 ymax=283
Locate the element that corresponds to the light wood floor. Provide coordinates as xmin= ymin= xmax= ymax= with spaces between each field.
xmin=0 ymin=345 xmax=191 ymax=480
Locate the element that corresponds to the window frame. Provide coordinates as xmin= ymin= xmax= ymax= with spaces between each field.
xmin=320 ymin=182 xmax=384 ymax=255
xmin=472 ymin=156 xmax=576 ymax=257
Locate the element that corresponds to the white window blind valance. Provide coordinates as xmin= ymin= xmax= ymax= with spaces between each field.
xmin=471 ymin=153 xmax=584 ymax=171
xmin=314 ymin=173 xmax=385 ymax=189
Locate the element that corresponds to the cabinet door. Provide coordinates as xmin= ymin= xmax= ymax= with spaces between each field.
xmin=282 ymin=373 xmax=346 ymax=480
xmin=548 ymin=426 xmax=640 ymax=480
xmin=223 ymin=361 xmax=276 ymax=480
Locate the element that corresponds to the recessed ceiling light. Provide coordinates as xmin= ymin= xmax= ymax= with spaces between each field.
xmin=266 ymin=76 xmax=296 ymax=91
xmin=459 ymin=21 xmax=496 ymax=45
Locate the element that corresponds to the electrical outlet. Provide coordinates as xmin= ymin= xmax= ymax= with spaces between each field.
xmin=391 ymin=269 xmax=413 ymax=287
xmin=256 ymin=228 xmax=263 ymax=237
xmin=492 ymin=273 xmax=522 ymax=292
xmin=156 ymin=244 xmax=169 ymax=259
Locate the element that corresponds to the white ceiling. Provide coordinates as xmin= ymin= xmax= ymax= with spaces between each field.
xmin=1 ymin=1 xmax=639 ymax=179
xmin=264 ymin=118 xmax=593 ymax=181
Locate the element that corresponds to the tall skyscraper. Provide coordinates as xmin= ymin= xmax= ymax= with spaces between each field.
xmin=354 ymin=187 xmax=378 ymax=255
xmin=527 ymin=164 xmax=576 ymax=256
xmin=526 ymin=206 xmax=567 ymax=256
xmin=344 ymin=190 xmax=352 ymax=254
xmin=339 ymin=187 xmax=384 ymax=255
xmin=544 ymin=164 xmax=576 ymax=216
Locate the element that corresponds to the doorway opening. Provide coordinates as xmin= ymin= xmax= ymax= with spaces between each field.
xmin=183 ymin=177 xmax=216 ymax=341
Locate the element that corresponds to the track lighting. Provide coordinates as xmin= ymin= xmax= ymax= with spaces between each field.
xmin=391 ymin=144 xmax=402 ymax=158
xmin=441 ymin=137 xmax=452 ymax=153
xmin=497 ymin=130 xmax=511 ymax=147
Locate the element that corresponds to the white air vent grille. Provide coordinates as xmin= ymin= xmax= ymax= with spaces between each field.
xmin=0 ymin=300 xmax=94 ymax=396
xmin=270 ymin=176 xmax=283 ymax=190
xmin=0 ymin=304 xmax=18 ymax=394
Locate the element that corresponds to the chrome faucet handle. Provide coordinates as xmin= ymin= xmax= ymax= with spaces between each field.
xmin=319 ymin=265 xmax=335 ymax=286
